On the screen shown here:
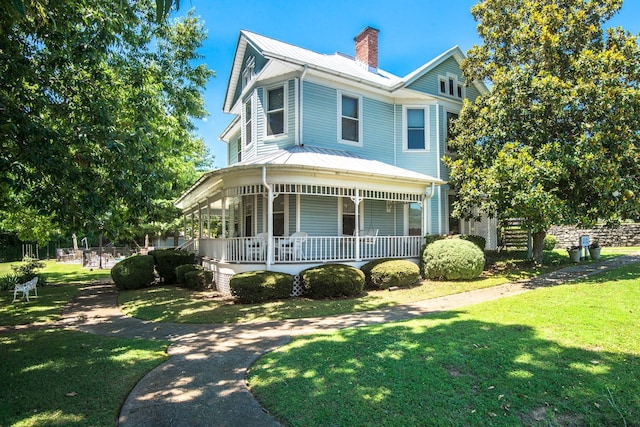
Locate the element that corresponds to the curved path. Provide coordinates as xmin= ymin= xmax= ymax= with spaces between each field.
xmin=55 ymin=253 xmax=639 ymax=427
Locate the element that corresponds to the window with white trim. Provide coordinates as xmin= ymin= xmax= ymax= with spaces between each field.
xmin=273 ymin=194 xmax=286 ymax=237
xmin=338 ymin=92 xmax=362 ymax=144
xmin=406 ymin=108 xmax=427 ymax=150
xmin=242 ymin=56 xmax=255 ymax=90
xmin=446 ymin=111 xmax=459 ymax=152
xmin=266 ymin=85 xmax=286 ymax=137
xmin=407 ymin=203 xmax=422 ymax=236
xmin=438 ymin=73 xmax=465 ymax=99
xmin=243 ymin=97 xmax=253 ymax=146
xmin=341 ymin=197 xmax=356 ymax=236
xmin=236 ymin=136 xmax=242 ymax=162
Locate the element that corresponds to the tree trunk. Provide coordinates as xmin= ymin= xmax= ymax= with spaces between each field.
xmin=532 ymin=230 xmax=546 ymax=264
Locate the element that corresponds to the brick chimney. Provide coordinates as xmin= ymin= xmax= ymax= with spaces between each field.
xmin=354 ymin=26 xmax=379 ymax=70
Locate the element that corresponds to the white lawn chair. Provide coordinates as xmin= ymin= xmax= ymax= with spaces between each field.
xmin=245 ymin=232 xmax=268 ymax=261
xmin=360 ymin=228 xmax=379 ymax=244
xmin=280 ymin=232 xmax=307 ymax=261
xmin=13 ymin=276 xmax=38 ymax=303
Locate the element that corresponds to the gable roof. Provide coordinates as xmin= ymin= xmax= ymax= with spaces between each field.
xmin=223 ymin=30 xmax=490 ymax=113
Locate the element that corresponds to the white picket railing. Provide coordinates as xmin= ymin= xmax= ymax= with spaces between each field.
xmin=197 ymin=235 xmax=424 ymax=264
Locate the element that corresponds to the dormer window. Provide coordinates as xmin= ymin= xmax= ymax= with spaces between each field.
xmin=439 ymin=73 xmax=464 ymax=99
xmin=242 ymin=56 xmax=256 ymax=90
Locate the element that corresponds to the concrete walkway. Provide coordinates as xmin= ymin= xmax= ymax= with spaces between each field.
xmin=51 ymin=252 xmax=639 ymax=426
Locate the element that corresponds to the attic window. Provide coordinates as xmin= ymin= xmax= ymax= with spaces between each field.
xmin=439 ymin=74 xmax=464 ymax=99
xmin=242 ymin=56 xmax=256 ymax=90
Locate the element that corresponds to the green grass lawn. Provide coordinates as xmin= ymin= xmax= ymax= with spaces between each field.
xmin=0 ymin=261 xmax=112 ymax=326
xmin=0 ymin=260 xmax=168 ymax=427
xmin=247 ymin=262 xmax=640 ymax=426
xmin=118 ymin=247 xmax=637 ymax=324
xmin=0 ymin=330 xmax=168 ymax=426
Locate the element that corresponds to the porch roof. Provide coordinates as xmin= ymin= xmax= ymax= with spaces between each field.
xmin=175 ymin=145 xmax=445 ymax=210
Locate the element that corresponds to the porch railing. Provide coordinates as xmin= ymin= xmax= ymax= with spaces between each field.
xmin=198 ymin=235 xmax=424 ymax=264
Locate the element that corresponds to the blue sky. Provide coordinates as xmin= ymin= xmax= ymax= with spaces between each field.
xmin=177 ymin=0 xmax=640 ymax=168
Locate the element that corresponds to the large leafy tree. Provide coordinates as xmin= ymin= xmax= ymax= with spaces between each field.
xmin=446 ymin=0 xmax=640 ymax=262
xmin=0 ymin=0 xmax=213 ymax=243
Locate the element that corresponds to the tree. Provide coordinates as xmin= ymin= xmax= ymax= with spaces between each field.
xmin=1 ymin=0 xmax=214 ymax=241
xmin=445 ymin=0 xmax=640 ymax=263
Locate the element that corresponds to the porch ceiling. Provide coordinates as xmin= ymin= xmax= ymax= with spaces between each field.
xmin=175 ymin=145 xmax=445 ymax=211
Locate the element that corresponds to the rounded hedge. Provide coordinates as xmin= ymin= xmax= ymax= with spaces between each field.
xmin=230 ymin=271 xmax=294 ymax=304
xmin=183 ymin=269 xmax=213 ymax=291
xmin=361 ymin=258 xmax=420 ymax=290
xmin=111 ymin=255 xmax=155 ymax=290
xmin=543 ymin=234 xmax=557 ymax=251
xmin=422 ymin=239 xmax=485 ymax=280
xmin=176 ymin=264 xmax=201 ymax=285
xmin=301 ymin=264 xmax=364 ymax=299
xmin=149 ymin=249 xmax=195 ymax=284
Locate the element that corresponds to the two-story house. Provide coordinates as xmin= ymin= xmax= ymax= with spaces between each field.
xmin=175 ymin=27 xmax=496 ymax=294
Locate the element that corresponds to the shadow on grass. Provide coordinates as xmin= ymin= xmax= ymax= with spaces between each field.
xmin=249 ymin=314 xmax=639 ymax=426
xmin=0 ymin=329 xmax=167 ymax=426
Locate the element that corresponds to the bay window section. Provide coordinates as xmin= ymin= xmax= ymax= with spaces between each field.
xmin=244 ymin=98 xmax=253 ymax=146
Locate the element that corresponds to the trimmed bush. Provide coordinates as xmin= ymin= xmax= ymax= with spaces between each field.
xmin=420 ymin=235 xmax=446 ymax=276
xmin=149 ymin=249 xmax=195 ymax=284
xmin=183 ymin=269 xmax=214 ymax=291
xmin=422 ymin=239 xmax=485 ymax=280
xmin=111 ymin=255 xmax=155 ymax=290
xmin=544 ymin=234 xmax=557 ymax=251
xmin=230 ymin=271 xmax=294 ymax=304
xmin=176 ymin=264 xmax=201 ymax=285
xmin=458 ymin=234 xmax=486 ymax=250
xmin=361 ymin=259 xmax=420 ymax=290
xmin=301 ymin=264 xmax=364 ymax=299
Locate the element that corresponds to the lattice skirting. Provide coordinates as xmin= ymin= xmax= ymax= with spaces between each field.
xmin=291 ymin=274 xmax=303 ymax=297
xmin=213 ymin=271 xmax=232 ymax=295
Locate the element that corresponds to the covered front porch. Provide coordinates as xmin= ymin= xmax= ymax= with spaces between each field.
xmin=175 ymin=146 xmax=445 ymax=287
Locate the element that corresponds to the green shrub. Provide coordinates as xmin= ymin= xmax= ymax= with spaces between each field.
xmin=543 ymin=234 xmax=557 ymax=251
xmin=458 ymin=234 xmax=486 ymax=250
xmin=230 ymin=271 xmax=294 ymax=304
xmin=176 ymin=264 xmax=201 ymax=285
xmin=420 ymin=235 xmax=446 ymax=275
xmin=361 ymin=259 xmax=420 ymax=290
xmin=0 ymin=273 xmax=19 ymax=291
xmin=422 ymin=239 xmax=485 ymax=280
xmin=183 ymin=269 xmax=214 ymax=291
xmin=111 ymin=255 xmax=156 ymax=290
xmin=149 ymin=249 xmax=194 ymax=284
xmin=301 ymin=264 xmax=364 ymax=299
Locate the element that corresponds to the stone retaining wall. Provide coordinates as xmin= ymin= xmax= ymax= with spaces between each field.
xmin=547 ymin=223 xmax=640 ymax=248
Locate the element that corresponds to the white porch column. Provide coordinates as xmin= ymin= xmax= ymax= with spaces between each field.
xmin=221 ymin=195 xmax=227 ymax=238
xmin=352 ymin=189 xmax=362 ymax=261
xmin=198 ymin=202 xmax=203 ymax=239
xmin=262 ymin=167 xmax=274 ymax=269
xmin=206 ymin=198 xmax=211 ymax=237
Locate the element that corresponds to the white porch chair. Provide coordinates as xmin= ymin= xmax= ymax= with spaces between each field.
xmin=245 ymin=232 xmax=268 ymax=261
xmin=360 ymin=228 xmax=379 ymax=244
xmin=13 ymin=276 xmax=38 ymax=303
xmin=279 ymin=232 xmax=307 ymax=261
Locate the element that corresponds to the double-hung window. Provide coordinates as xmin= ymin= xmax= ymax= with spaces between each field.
xmin=266 ymin=85 xmax=285 ymax=137
xmin=406 ymin=108 xmax=427 ymax=150
xmin=339 ymin=92 xmax=362 ymax=144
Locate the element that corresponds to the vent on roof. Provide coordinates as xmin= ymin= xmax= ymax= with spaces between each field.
xmin=354 ymin=26 xmax=379 ymax=70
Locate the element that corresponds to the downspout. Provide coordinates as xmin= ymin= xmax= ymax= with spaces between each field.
xmin=262 ymin=166 xmax=273 ymax=270
xmin=423 ymin=183 xmax=436 ymax=235
xmin=297 ymin=64 xmax=308 ymax=145
xmin=393 ymin=104 xmax=397 ymax=166
xmin=435 ymin=103 xmax=442 ymax=234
